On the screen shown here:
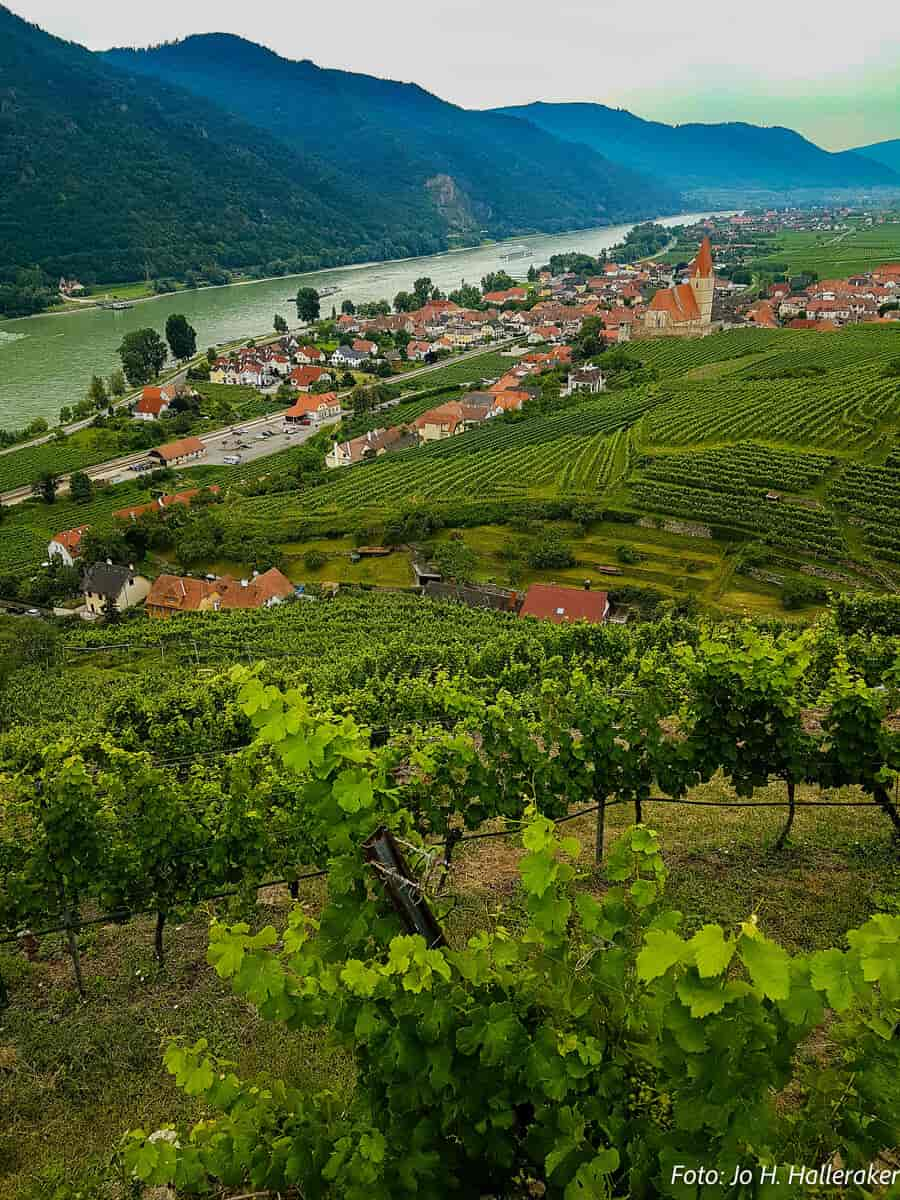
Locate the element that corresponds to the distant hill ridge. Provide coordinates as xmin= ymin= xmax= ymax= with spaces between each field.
xmin=492 ymin=102 xmax=899 ymax=192
xmin=853 ymin=139 xmax=900 ymax=175
xmin=101 ymin=34 xmax=678 ymax=242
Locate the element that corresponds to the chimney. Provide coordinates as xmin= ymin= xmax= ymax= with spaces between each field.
xmin=583 ymin=579 xmax=591 ymax=591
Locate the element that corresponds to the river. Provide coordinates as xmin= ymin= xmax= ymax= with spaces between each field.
xmin=0 ymin=212 xmax=725 ymax=427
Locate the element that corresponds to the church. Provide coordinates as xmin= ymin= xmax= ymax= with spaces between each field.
xmin=638 ymin=236 xmax=715 ymax=338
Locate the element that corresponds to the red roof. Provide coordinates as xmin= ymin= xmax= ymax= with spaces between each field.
xmin=284 ymin=392 xmax=339 ymax=417
xmin=151 ymin=436 xmax=205 ymax=462
xmin=136 ymin=386 xmax=174 ymax=416
xmin=51 ymin=525 xmax=89 ymax=554
xmin=519 ymin=584 xmax=609 ymax=625
xmin=648 ymin=283 xmax=700 ymax=322
xmin=147 ymin=568 xmax=294 ymax=615
xmin=290 ymin=365 xmax=329 ymax=387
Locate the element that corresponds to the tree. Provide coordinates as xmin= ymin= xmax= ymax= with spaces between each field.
xmin=527 ymin=528 xmax=575 ymax=569
xmin=413 ymin=277 xmax=433 ymax=305
xmin=393 ymin=290 xmax=417 ymax=313
xmin=449 ymin=281 xmax=482 ymax=308
xmin=206 ymin=347 xmax=218 ymax=365
xmin=108 ymin=369 xmax=126 ymax=398
xmin=88 ymin=374 xmax=108 ymax=409
xmin=165 ymin=314 xmax=197 ymax=361
xmin=434 ymin=539 xmax=477 ymax=583
xmin=273 ymin=313 xmax=288 ymax=334
xmin=296 ymin=287 xmax=321 ymax=323
xmin=481 ymin=269 xmax=516 ymax=293
xmin=31 ymin=471 xmax=59 ymax=504
xmin=68 ymin=471 xmax=93 ymax=504
xmin=58 ymin=406 xmax=72 ymax=426
xmin=341 ymin=299 xmax=356 ymax=315
xmin=118 ymin=328 xmax=167 ymax=387
xmin=80 ymin=528 xmax=131 ymax=565
xmin=303 ymin=549 xmax=327 ymax=571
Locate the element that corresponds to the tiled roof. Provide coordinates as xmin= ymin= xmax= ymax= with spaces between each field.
xmin=519 ymin=584 xmax=609 ymax=625
xmin=648 ymin=283 xmax=701 ymax=322
xmin=151 ymin=436 xmax=205 ymax=462
xmin=691 ymin=236 xmax=714 ymax=279
xmin=51 ymin=525 xmax=90 ymax=553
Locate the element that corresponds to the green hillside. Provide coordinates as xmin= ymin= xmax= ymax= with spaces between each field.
xmin=0 ymin=8 xmax=434 ymax=298
xmin=102 ymin=36 xmax=678 ymax=243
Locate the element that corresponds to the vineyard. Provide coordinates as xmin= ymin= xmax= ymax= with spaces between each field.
xmin=2 ymin=592 xmax=900 ymax=1198
xmin=2 ymin=326 xmax=900 ymax=611
xmin=750 ymin=220 xmax=900 ymax=279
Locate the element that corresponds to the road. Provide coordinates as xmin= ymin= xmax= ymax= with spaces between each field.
xmin=0 ymin=339 xmax=521 ymax=506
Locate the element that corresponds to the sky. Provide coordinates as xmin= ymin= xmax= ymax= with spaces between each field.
xmin=8 ymin=0 xmax=900 ymax=151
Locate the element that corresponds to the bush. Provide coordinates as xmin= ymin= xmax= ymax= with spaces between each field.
xmin=615 ymin=544 xmax=642 ymax=565
xmin=303 ymin=549 xmax=327 ymax=571
xmin=527 ymin=529 xmax=575 ymax=570
xmin=781 ymin=578 xmax=827 ymax=610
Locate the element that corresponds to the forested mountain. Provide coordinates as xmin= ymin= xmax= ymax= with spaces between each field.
xmin=493 ymin=102 xmax=900 ymax=192
xmin=102 ymin=35 xmax=678 ymax=241
xmin=0 ymin=6 xmax=452 ymax=294
xmin=0 ymin=9 xmax=677 ymax=309
xmin=854 ymin=139 xmax=900 ymax=175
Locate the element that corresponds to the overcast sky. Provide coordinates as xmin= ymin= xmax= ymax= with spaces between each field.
xmin=9 ymin=0 xmax=900 ymax=151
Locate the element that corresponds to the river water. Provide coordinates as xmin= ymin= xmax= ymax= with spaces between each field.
xmin=0 ymin=212 xmax=723 ymax=427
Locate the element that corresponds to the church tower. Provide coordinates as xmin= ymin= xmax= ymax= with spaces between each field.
xmin=689 ymin=236 xmax=715 ymax=326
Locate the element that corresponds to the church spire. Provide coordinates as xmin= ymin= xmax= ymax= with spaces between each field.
xmin=692 ymin=236 xmax=714 ymax=279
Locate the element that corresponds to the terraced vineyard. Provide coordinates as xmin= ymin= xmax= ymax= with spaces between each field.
xmin=640 ymin=443 xmax=835 ymax=493
xmin=643 ymin=367 xmax=898 ymax=451
xmin=830 ymin=459 xmax=900 ymax=562
xmin=297 ymin=388 xmax=663 ymax=511
xmin=630 ymin=478 xmax=845 ymax=556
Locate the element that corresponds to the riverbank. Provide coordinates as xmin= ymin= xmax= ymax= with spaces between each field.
xmin=10 ymin=210 xmax=710 ymax=324
xmin=0 ymin=211 xmax=731 ymax=426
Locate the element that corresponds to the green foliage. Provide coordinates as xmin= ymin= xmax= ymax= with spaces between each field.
xmin=296 ymin=288 xmax=322 ymax=323
xmin=432 ymin=538 xmax=478 ymax=583
xmin=164 ymin=313 xmax=197 ymax=361
xmin=527 ymin=528 xmax=575 ymax=569
xmin=113 ymin=676 xmax=900 ymax=1199
xmin=304 ymin=549 xmax=327 ymax=571
xmin=118 ymin=328 xmax=168 ymax=387
xmin=781 ymin=578 xmax=828 ymax=610
xmin=67 ymin=471 xmax=93 ymax=504
xmin=30 ymin=471 xmax=59 ymax=505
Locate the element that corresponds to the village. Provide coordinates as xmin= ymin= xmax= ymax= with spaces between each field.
xmin=18 ymin=218 xmax=900 ymax=632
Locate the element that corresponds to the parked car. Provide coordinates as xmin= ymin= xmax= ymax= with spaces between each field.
xmin=222 ymin=454 xmax=243 ymax=465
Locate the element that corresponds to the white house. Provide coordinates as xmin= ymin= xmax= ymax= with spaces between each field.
xmin=48 ymin=525 xmax=90 ymax=567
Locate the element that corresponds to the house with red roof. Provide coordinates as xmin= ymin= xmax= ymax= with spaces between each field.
xmin=413 ymin=402 xmax=490 ymax=441
xmin=149 ymin=436 xmax=206 ymax=466
xmin=146 ymin=568 xmax=294 ymax=619
xmin=284 ymin=393 xmax=341 ymax=423
xmin=134 ymin=384 xmax=179 ymax=421
xmin=290 ymin=365 xmax=332 ymax=391
xmin=47 ymin=525 xmax=90 ymax=567
xmin=295 ymin=346 xmax=326 ymax=365
xmin=519 ymin=583 xmax=610 ymax=625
